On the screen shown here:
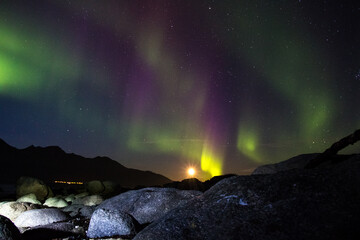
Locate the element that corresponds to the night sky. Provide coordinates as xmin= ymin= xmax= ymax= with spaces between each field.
xmin=1 ymin=0 xmax=360 ymax=181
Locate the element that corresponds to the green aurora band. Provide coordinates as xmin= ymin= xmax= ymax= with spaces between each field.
xmin=1 ymin=1 xmax=359 ymax=180
xmin=214 ymin=1 xmax=337 ymax=163
xmin=0 ymin=3 xmax=225 ymax=179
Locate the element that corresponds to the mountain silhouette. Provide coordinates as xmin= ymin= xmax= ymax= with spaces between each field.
xmin=0 ymin=138 xmax=172 ymax=188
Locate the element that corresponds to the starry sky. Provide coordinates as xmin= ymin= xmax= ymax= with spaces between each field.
xmin=1 ymin=0 xmax=360 ymax=181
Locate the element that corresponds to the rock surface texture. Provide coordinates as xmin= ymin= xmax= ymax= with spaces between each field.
xmin=134 ymin=158 xmax=360 ymax=240
xmin=0 ymin=215 xmax=21 ymax=240
xmin=97 ymin=187 xmax=202 ymax=224
xmin=21 ymin=222 xmax=80 ymax=240
xmin=62 ymin=204 xmax=96 ymax=218
xmin=14 ymin=208 xmax=69 ymax=228
xmin=87 ymin=208 xmax=139 ymax=238
xmin=0 ymin=201 xmax=39 ymax=221
xmin=252 ymin=153 xmax=319 ymax=174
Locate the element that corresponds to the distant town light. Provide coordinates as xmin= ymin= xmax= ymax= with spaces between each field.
xmin=54 ymin=180 xmax=83 ymax=185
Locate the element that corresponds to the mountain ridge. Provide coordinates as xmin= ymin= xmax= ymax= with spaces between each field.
xmin=0 ymin=138 xmax=172 ymax=188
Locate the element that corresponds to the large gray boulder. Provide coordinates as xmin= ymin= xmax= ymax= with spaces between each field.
xmin=252 ymin=153 xmax=319 ymax=175
xmin=0 ymin=201 xmax=39 ymax=221
xmin=98 ymin=187 xmax=202 ymax=224
xmin=14 ymin=208 xmax=69 ymax=228
xmin=0 ymin=215 xmax=21 ymax=240
xmin=87 ymin=208 xmax=139 ymax=238
xmin=16 ymin=176 xmax=53 ymax=201
xmin=134 ymin=158 xmax=360 ymax=240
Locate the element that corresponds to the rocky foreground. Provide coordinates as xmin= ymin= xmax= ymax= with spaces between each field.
xmin=1 ymin=153 xmax=360 ymax=239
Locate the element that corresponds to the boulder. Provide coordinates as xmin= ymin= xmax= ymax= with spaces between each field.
xmin=134 ymin=159 xmax=360 ymax=240
xmin=86 ymin=180 xmax=118 ymax=197
xmin=79 ymin=205 xmax=96 ymax=218
xmin=0 ymin=201 xmax=39 ymax=221
xmin=16 ymin=193 xmax=42 ymax=205
xmin=98 ymin=187 xmax=202 ymax=224
xmin=62 ymin=204 xmax=96 ymax=218
xmin=43 ymin=197 xmax=69 ymax=208
xmin=87 ymin=208 xmax=139 ymax=238
xmin=0 ymin=215 xmax=21 ymax=240
xmin=86 ymin=180 xmax=105 ymax=195
xmin=252 ymin=153 xmax=319 ymax=174
xmin=16 ymin=177 xmax=53 ymax=201
xmin=252 ymin=154 xmax=360 ymax=175
xmin=14 ymin=208 xmax=69 ymax=228
xmin=203 ymin=174 xmax=238 ymax=190
xmin=72 ymin=195 xmax=103 ymax=206
xmin=21 ymin=222 xmax=83 ymax=240
xmin=62 ymin=204 xmax=82 ymax=217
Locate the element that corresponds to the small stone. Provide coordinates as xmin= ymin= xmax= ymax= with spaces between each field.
xmin=44 ymin=197 xmax=69 ymax=208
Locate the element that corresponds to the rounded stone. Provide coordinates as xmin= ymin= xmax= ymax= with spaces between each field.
xmin=87 ymin=208 xmax=138 ymax=238
xmin=44 ymin=197 xmax=69 ymax=208
xmin=14 ymin=208 xmax=69 ymax=228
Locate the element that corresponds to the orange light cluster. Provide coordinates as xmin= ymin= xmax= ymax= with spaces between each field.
xmin=54 ymin=180 xmax=83 ymax=185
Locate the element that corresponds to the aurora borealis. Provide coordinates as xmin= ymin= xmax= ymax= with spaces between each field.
xmin=1 ymin=0 xmax=359 ymax=180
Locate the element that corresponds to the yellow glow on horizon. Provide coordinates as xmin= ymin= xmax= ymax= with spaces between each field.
xmin=187 ymin=167 xmax=196 ymax=176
